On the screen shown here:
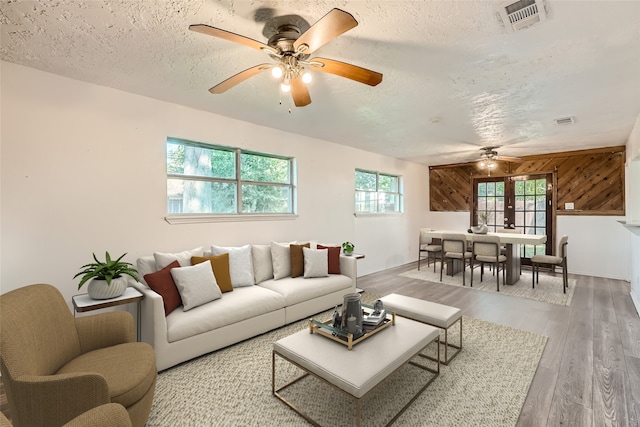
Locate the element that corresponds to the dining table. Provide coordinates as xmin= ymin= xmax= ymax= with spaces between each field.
xmin=422 ymin=230 xmax=547 ymax=285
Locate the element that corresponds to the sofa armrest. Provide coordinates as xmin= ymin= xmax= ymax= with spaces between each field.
xmin=9 ymin=372 xmax=110 ymax=426
xmin=131 ymin=281 xmax=166 ymax=351
xmin=339 ymin=255 xmax=358 ymax=288
xmin=75 ymin=311 xmax=135 ymax=354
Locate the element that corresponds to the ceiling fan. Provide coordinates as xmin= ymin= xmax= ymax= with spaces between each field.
xmin=189 ymin=8 xmax=383 ymax=107
xmin=476 ymin=146 xmax=523 ymax=168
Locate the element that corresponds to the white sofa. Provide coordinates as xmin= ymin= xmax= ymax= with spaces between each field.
xmin=132 ymin=245 xmax=357 ymax=371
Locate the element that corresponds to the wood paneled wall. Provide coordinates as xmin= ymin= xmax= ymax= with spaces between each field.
xmin=429 ymin=146 xmax=625 ymax=215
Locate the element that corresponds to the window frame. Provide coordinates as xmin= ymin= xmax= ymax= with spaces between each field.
xmin=354 ymin=169 xmax=404 ymax=215
xmin=165 ymin=137 xmax=297 ymax=223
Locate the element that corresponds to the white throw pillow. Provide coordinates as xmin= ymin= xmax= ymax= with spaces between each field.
xmin=210 ymin=245 xmax=254 ymax=287
xmin=170 ymin=261 xmax=222 ymax=311
xmin=303 ymin=247 xmax=329 ymax=278
xmin=270 ymin=241 xmax=293 ymax=280
xmin=154 ymin=247 xmax=204 ymax=269
xmin=252 ymin=245 xmax=273 ymax=284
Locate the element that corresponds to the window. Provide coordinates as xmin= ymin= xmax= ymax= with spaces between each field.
xmin=355 ymin=169 xmax=403 ymax=213
xmin=166 ymin=138 xmax=295 ymax=216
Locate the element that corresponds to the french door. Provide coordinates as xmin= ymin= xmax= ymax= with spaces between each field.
xmin=473 ymin=174 xmax=553 ymax=261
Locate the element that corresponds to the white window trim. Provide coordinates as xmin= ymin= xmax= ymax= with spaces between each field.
xmin=353 ymin=212 xmax=404 ymax=218
xmin=164 ymin=213 xmax=298 ymax=224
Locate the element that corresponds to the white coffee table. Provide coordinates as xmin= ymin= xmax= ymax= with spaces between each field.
xmin=272 ymin=316 xmax=440 ymax=426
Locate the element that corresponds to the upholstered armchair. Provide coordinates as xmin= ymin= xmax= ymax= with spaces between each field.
xmin=1 ymin=403 xmax=132 ymax=427
xmin=0 ymin=284 xmax=156 ymax=427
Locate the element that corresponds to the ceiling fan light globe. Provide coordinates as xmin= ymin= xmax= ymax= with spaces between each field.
xmin=281 ymin=82 xmax=291 ymax=92
xmin=271 ymin=66 xmax=283 ymax=78
xmin=302 ymin=72 xmax=312 ymax=84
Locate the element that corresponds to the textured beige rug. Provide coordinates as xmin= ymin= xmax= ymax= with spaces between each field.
xmin=400 ymin=266 xmax=575 ymax=306
xmin=148 ymin=295 xmax=547 ymax=426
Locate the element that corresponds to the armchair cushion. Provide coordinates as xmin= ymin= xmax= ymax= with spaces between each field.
xmin=56 ymin=342 xmax=156 ymax=409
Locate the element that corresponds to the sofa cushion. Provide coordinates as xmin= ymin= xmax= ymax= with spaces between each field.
xmin=144 ymin=260 xmax=182 ymax=315
xmin=258 ymin=274 xmax=352 ymax=306
xmin=170 ymin=261 xmax=222 ymax=311
xmin=191 ymin=254 xmax=233 ymax=293
xmin=210 ymin=245 xmax=255 ymax=287
xmin=271 ymin=241 xmax=292 ymax=280
xmin=252 ymin=245 xmax=273 ymax=284
xmin=290 ymin=243 xmax=310 ymax=278
xmin=303 ymin=247 xmax=329 ymax=278
xmin=165 ymin=286 xmax=286 ymax=343
xmin=154 ymin=247 xmax=204 ymax=269
xmin=317 ymin=244 xmax=341 ymax=274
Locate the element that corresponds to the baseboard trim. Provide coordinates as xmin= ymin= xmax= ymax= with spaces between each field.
xmin=631 ymin=290 xmax=640 ymax=318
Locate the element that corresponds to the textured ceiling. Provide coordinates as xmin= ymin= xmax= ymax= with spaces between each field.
xmin=2 ymin=0 xmax=639 ymax=165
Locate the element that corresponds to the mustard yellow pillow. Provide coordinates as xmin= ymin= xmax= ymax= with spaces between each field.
xmin=191 ymin=254 xmax=233 ymax=293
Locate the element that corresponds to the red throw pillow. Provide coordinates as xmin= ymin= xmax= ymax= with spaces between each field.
xmin=144 ymin=260 xmax=182 ymax=315
xmin=318 ymin=245 xmax=341 ymax=274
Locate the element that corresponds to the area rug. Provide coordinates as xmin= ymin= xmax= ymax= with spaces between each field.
xmin=400 ymin=267 xmax=575 ymax=306
xmin=147 ymin=294 xmax=547 ymax=426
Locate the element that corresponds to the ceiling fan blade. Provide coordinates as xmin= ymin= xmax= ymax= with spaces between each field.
xmin=309 ymin=57 xmax=383 ymax=86
xmin=208 ymin=64 xmax=272 ymax=94
xmin=293 ymin=9 xmax=358 ymax=54
xmin=290 ymin=77 xmax=311 ymax=107
xmin=189 ymin=24 xmax=279 ymax=55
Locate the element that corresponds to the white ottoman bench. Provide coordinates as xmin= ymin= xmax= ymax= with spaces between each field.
xmin=380 ymin=293 xmax=462 ymax=364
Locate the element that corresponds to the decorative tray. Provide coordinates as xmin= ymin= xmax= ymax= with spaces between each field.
xmin=309 ymin=304 xmax=396 ymax=350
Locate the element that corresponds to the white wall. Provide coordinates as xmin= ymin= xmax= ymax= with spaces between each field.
xmin=0 ymin=61 xmax=428 ymax=305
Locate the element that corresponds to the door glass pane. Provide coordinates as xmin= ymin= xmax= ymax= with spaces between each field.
xmin=496 ymin=182 xmax=505 ymax=196
xmin=512 ymin=177 xmax=549 ymax=258
xmin=478 ymin=183 xmax=486 ymax=196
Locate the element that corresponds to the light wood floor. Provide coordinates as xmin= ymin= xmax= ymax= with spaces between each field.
xmin=359 ymin=261 xmax=640 ymax=427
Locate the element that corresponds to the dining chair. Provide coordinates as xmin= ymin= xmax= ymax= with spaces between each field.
xmin=418 ymin=228 xmax=442 ymax=272
xmin=471 ymin=235 xmax=506 ymax=292
xmin=440 ymin=233 xmax=472 ymax=286
xmin=497 ymin=227 xmax=523 ymax=275
xmin=531 ymin=235 xmax=569 ymax=293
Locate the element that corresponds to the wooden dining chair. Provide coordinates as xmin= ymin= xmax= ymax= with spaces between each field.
xmin=440 ymin=233 xmax=472 ymax=286
xmin=418 ymin=228 xmax=442 ymax=272
xmin=531 ymin=235 xmax=569 ymax=293
xmin=471 ymin=235 xmax=506 ymax=292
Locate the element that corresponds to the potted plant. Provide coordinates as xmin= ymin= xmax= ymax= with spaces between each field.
xmin=341 ymin=241 xmax=355 ymax=256
xmin=74 ymin=252 xmax=139 ymax=300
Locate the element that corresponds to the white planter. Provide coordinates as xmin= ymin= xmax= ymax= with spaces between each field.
xmin=87 ymin=277 xmax=127 ymax=300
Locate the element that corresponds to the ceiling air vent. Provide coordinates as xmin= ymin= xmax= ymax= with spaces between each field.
xmin=554 ymin=117 xmax=575 ymax=126
xmin=498 ymin=0 xmax=547 ymax=33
